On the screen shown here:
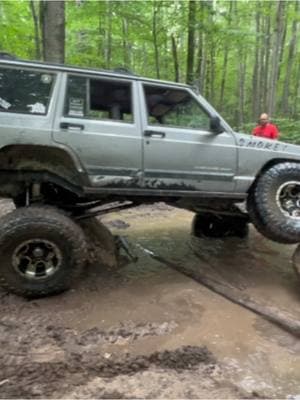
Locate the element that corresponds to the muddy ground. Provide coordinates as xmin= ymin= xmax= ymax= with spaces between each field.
xmin=0 ymin=200 xmax=300 ymax=399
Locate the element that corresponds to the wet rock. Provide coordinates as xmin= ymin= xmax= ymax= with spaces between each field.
xmin=292 ymin=244 xmax=300 ymax=280
xmin=79 ymin=217 xmax=118 ymax=269
xmin=106 ymin=219 xmax=130 ymax=229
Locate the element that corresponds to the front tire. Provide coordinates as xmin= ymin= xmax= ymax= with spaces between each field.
xmin=247 ymin=162 xmax=300 ymax=244
xmin=0 ymin=206 xmax=87 ymax=297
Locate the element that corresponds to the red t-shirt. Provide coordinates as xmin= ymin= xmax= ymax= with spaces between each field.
xmin=252 ymin=123 xmax=279 ymax=139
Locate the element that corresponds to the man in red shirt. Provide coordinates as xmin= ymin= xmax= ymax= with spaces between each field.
xmin=252 ymin=113 xmax=279 ymax=139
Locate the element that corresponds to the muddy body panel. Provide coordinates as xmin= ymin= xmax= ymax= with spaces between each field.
xmin=0 ymin=57 xmax=300 ymax=206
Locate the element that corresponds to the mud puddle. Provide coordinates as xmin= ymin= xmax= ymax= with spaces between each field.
xmin=1 ymin=202 xmax=300 ymax=398
xmin=0 ymin=314 xmax=223 ymax=399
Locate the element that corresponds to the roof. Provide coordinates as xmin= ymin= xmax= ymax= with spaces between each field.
xmin=0 ymin=58 xmax=191 ymax=89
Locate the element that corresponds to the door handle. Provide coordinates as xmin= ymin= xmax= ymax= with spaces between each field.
xmin=144 ymin=130 xmax=165 ymax=138
xmin=60 ymin=122 xmax=84 ymax=130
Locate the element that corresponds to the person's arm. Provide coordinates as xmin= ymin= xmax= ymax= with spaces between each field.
xmin=252 ymin=126 xmax=258 ymax=136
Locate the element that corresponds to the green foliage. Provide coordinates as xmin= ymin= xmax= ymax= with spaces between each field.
xmin=0 ymin=0 xmax=36 ymax=58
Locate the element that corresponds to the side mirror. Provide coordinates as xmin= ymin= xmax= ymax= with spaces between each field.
xmin=210 ymin=116 xmax=223 ymax=134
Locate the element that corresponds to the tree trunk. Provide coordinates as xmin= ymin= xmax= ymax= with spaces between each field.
xmin=219 ymin=0 xmax=233 ymax=111
xmin=97 ymin=2 xmax=105 ymax=65
xmin=267 ymin=0 xmax=286 ymax=117
xmin=258 ymin=13 xmax=265 ymax=115
xmin=263 ymin=2 xmax=272 ymax=111
xmin=237 ymin=51 xmax=247 ymax=129
xmin=210 ymin=46 xmax=215 ymax=105
xmin=29 ymin=0 xmax=41 ymax=60
xmin=171 ymin=34 xmax=179 ymax=82
xmin=252 ymin=10 xmax=260 ymax=119
xmin=40 ymin=0 xmax=65 ymax=63
xmin=278 ymin=13 xmax=288 ymax=81
xmin=195 ymin=28 xmax=203 ymax=92
xmin=152 ymin=3 xmax=160 ymax=79
xmin=106 ymin=0 xmax=112 ymax=69
xmin=122 ymin=17 xmax=130 ymax=68
xmin=205 ymin=49 xmax=210 ymax=100
xmin=186 ymin=0 xmax=196 ymax=84
xmin=281 ymin=1 xmax=299 ymax=115
xmin=292 ymin=60 xmax=300 ymax=119
xmin=195 ymin=1 xmax=207 ymax=93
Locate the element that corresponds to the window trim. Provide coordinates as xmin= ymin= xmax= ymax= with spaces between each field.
xmin=0 ymin=65 xmax=56 ymax=116
xmin=64 ymin=73 xmax=135 ymax=125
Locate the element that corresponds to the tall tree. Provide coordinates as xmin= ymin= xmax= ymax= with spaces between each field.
xmin=171 ymin=34 xmax=179 ymax=82
xmin=195 ymin=1 xmax=206 ymax=93
xmin=29 ymin=0 xmax=41 ymax=60
xmin=152 ymin=2 xmax=160 ymax=79
xmin=40 ymin=0 xmax=65 ymax=63
xmin=281 ymin=1 xmax=299 ymax=115
xmin=267 ymin=0 xmax=286 ymax=117
xmin=252 ymin=9 xmax=261 ymax=119
xmin=219 ymin=1 xmax=233 ymax=111
xmin=105 ymin=0 xmax=113 ymax=68
xmin=262 ymin=1 xmax=272 ymax=112
xmin=122 ymin=16 xmax=131 ymax=68
xmin=186 ymin=0 xmax=196 ymax=84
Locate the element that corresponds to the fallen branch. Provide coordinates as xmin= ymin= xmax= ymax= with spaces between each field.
xmin=139 ymin=245 xmax=300 ymax=338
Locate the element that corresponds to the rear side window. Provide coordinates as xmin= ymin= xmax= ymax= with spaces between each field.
xmin=65 ymin=75 xmax=133 ymax=123
xmin=0 ymin=67 xmax=55 ymax=115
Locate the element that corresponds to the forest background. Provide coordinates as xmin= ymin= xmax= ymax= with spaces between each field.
xmin=1 ymin=0 xmax=300 ymax=142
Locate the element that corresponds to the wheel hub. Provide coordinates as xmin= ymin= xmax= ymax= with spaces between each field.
xmin=12 ymin=239 xmax=62 ymax=280
xmin=276 ymin=181 xmax=300 ymax=219
xmin=32 ymin=247 xmax=44 ymax=258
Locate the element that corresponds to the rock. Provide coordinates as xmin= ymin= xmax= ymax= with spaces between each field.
xmin=292 ymin=244 xmax=300 ymax=279
xmin=79 ymin=217 xmax=118 ymax=269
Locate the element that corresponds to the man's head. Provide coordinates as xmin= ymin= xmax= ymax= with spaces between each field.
xmin=259 ymin=113 xmax=269 ymax=126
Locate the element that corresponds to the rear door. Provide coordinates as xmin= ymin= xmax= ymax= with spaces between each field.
xmin=53 ymin=73 xmax=142 ymax=188
xmin=139 ymin=82 xmax=237 ymax=193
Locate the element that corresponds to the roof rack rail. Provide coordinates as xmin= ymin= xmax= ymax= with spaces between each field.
xmin=0 ymin=52 xmax=18 ymax=60
xmin=112 ymin=67 xmax=136 ymax=76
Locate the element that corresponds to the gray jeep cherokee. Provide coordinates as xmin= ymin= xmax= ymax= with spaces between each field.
xmin=0 ymin=56 xmax=300 ymax=297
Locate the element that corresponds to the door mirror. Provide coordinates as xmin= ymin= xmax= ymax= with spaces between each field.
xmin=210 ymin=116 xmax=223 ymax=134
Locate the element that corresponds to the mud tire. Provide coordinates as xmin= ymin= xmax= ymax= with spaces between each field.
xmin=192 ymin=213 xmax=249 ymax=238
xmin=0 ymin=206 xmax=87 ymax=298
xmin=247 ymin=162 xmax=300 ymax=244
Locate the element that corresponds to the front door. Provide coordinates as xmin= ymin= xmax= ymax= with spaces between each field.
xmin=139 ymin=83 xmax=237 ymax=193
xmin=53 ymin=73 xmax=142 ymax=188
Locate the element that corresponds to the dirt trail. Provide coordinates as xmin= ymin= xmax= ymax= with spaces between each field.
xmin=0 ymin=201 xmax=300 ymax=398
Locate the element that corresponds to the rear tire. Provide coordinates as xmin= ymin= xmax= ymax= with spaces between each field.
xmin=13 ymin=193 xmax=26 ymax=208
xmin=192 ymin=213 xmax=249 ymax=238
xmin=0 ymin=206 xmax=87 ymax=297
xmin=247 ymin=162 xmax=300 ymax=243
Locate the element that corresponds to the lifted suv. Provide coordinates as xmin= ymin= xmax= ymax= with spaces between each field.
xmin=1 ymin=57 xmax=300 ymax=296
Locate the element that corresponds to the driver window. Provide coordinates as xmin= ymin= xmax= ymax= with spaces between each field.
xmin=143 ymin=85 xmax=210 ymax=130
